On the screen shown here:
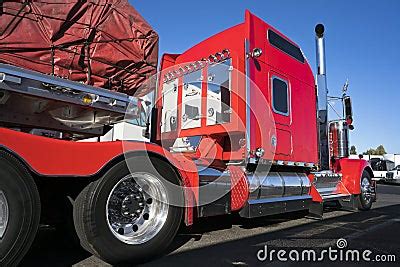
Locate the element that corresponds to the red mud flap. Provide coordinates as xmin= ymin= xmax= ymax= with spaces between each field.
xmin=308 ymin=172 xmax=352 ymax=219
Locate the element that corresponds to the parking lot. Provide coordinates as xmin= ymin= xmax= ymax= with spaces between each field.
xmin=21 ymin=184 xmax=400 ymax=266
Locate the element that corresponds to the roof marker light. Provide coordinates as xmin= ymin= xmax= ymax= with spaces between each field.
xmin=163 ymin=49 xmax=231 ymax=83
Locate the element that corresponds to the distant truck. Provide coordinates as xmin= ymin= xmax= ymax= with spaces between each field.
xmin=369 ymin=158 xmax=395 ymax=181
xmin=385 ymin=165 xmax=400 ymax=184
xmin=383 ymin=154 xmax=400 ymax=167
xmin=350 ymin=154 xmax=396 ymax=181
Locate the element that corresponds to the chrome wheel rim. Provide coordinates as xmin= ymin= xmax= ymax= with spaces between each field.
xmin=106 ymin=173 xmax=169 ymax=245
xmin=361 ymin=177 xmax=373 ymax=202
xmin=0 ymin=190 xmax=9 ymax=239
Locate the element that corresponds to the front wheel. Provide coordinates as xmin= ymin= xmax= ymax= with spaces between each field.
xmin=357 ymin=170 xmax=374 ymax=211
xmin=73 ymin=156 xmax=183 ymax=265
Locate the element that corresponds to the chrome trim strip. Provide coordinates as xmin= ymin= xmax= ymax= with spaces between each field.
xmin=313 ymin=172 xmax=342 ymax=178
xmin=320 ymin=193 xmax=350 ymax=200
xmin=198 ymin=167 xmax=224 ymax=177
xmin=0 ymin=63 xmax=130 ymax=103
xmin=269 ymin=161 xmax=317 ymax=167
xmin=245 ymin=39 xmax=252 ymax=163
xmin=248 ymin=195 xmax=312 ymax=205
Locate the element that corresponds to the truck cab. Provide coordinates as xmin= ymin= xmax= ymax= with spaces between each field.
xmin=157 ymin=11 xmax=317 ymax=167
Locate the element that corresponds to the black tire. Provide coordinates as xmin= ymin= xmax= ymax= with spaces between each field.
xmin=357 ymin=170 xmax=373 ymax=211
xmin=0 ymin=151 xmax=41 ymax=267
xmin=73 ymin=156 xmax=183 ymax=265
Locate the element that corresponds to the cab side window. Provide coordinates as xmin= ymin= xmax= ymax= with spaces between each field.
xmin=271 ymin=76 xmax=289 ymax=116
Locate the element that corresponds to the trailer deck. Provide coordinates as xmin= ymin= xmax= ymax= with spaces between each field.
xmin=0 ymin=63 xmax=139 ymax=139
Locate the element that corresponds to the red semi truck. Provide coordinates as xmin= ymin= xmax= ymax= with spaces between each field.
xmin=0 ymin=6 xmax=376 ymax=266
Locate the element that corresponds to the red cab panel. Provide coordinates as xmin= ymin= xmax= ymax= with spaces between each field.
xmin=337 ymin=158 xmax=373 ymax=195
xmin=245 ymin=11 xmax=318 ymax=164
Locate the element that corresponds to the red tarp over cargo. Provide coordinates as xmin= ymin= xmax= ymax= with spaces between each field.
xmin=0 ymin=0 xmax=159 ymax=96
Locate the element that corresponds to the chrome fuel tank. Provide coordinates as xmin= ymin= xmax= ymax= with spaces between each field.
xmin=248 ymin=172 xmax=311 ymax=200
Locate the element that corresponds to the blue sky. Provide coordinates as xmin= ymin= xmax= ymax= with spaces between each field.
xmin=131 ymin=0 xmax=400 ymax=154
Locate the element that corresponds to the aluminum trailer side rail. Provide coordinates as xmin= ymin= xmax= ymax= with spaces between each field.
xmin=0 ymin=63 xmax=135 ymax=114
xmin=0 ymin=63 xmax=139 ymax=138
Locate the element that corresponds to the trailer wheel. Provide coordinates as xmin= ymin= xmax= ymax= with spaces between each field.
xmin=73 ymin=156 xmax=183 ymax=265
xmin=357 ymin=170 xmax=373 ymax=211
xmin=0 ymin=151 xmax=41 ymax=266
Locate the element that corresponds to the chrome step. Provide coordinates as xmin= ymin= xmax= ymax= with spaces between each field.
xmin=320 ymin=193 xmax=351 ymax=201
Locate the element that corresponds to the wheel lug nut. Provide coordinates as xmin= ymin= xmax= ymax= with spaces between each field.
xmin=132 ymin=225 xmax=139 ymax=232
xmin=118 ymin=228 xmax=124 ymax=235
xmin=146 ymin=198 xmax=153 ymax=205
xmin=143 ymin=213 xmax=149 ymax=220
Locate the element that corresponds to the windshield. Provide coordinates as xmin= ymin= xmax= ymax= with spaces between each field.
xmin=370 ymin=159 xmax=394 ymax=171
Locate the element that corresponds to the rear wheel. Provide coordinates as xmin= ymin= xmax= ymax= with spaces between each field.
xmin=0 ymin=151 xmax=41 ymax=266
xmin=357 ymin=170 xmax=373 ymax=211
xmin=73 ymin=156 xmax=183 ymax=265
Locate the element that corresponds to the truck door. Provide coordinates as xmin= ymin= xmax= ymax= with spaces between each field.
xmin=267 ymin=70 xmax=293 ymax=157
xmin=245 ymin=11 xmax=292 ymax=159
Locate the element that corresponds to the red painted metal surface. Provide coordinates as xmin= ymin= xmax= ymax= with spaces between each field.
xmin=308 ymin=180 xmax=323 ymax=202
xmin=337 ymin=158 xmax=372 ymax=195
xmin=245 ymin=11 xmax=317 ymax=164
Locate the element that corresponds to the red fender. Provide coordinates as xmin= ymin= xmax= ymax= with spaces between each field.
xmin=0 ymin=127 xmax=198 ymax=225
xmin=337 ymin=158 xmax=372 ymax=195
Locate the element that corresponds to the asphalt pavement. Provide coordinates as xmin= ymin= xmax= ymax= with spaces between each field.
xmin=21 ymin=184 xmax=400 ymax=266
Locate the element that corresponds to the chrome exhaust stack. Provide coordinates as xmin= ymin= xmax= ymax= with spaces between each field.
xmin=315 ymin=24 xmax=329 ymax=170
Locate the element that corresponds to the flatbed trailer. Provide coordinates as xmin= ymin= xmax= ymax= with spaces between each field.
xmin=0 ymin=10 xmax=376 ymax=266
